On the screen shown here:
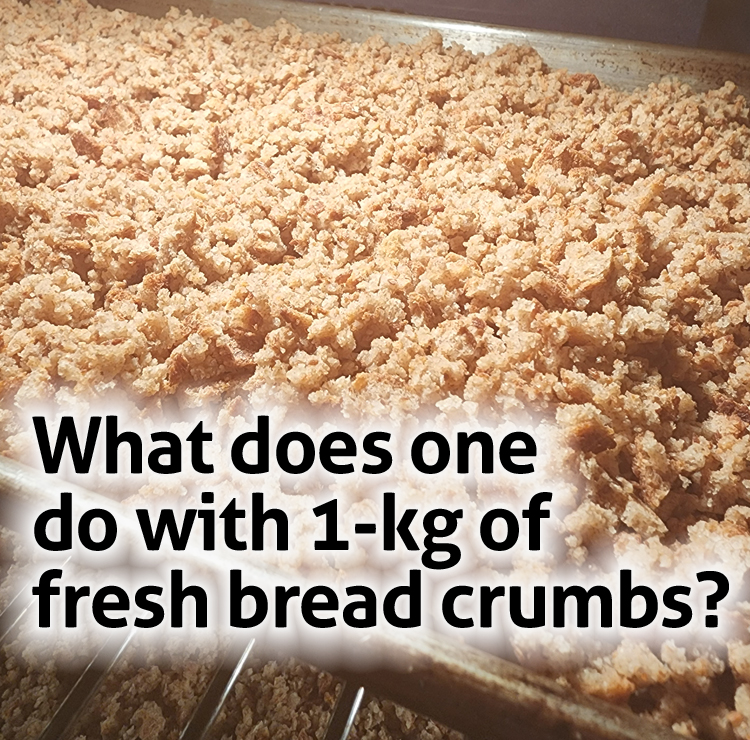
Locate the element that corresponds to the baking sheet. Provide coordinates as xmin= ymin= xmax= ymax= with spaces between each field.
xmin=97 ymin=0 xmax=750 ymax=95
xmin=3 ymin=2 xmax=747 ymax=737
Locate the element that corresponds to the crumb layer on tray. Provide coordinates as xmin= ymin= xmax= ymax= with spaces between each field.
xmin=1 ymin=1 xmax=750 ymax=737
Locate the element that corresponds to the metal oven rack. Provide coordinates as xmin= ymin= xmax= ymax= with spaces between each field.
xmin=0 ymin=590 xmax=362 ymax=740
xmin=1 ymin=457 xmax=682 ymax=740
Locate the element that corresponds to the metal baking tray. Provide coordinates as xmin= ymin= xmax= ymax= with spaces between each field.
xmin=3 ymin=2 xmax=747 ymax=739
xmin=96 ymin=0 xmax=750 ymax=95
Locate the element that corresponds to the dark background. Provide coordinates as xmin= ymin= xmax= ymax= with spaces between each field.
xmin=297 ymin=0 xmax=750 ymax=53
xmin=699 ymin=0 xmax=750 ymax=53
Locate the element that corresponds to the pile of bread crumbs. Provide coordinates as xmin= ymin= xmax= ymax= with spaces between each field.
xmin=1 ymin=0 xmax=750 ymax=737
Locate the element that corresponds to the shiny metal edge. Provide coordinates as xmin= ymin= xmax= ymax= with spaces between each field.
xmin=93 ymin=0 xmax=750 ymax=95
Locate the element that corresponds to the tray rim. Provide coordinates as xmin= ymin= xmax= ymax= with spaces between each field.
xmin=96 ymin=0 xmax=750 ymax=94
